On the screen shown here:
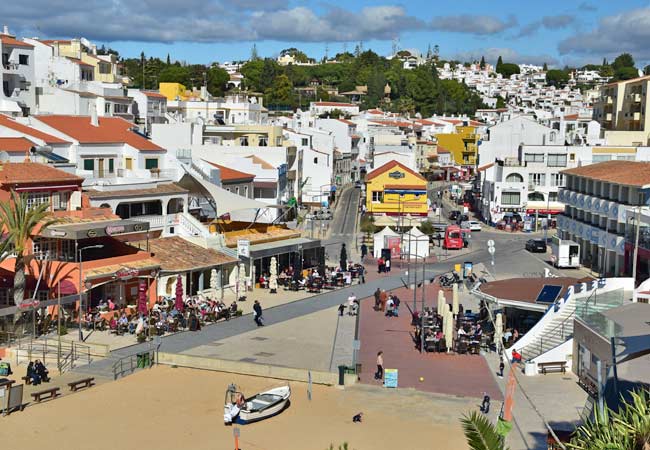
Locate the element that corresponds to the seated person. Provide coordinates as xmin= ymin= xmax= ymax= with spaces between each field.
xmin=109 ymin=314 xmax=118 ymax=331
xmin=26 ymin=361 xmax=41 ymax=385
xmin=230 ymin=301 xmax=238 ymax=314
xmin=108 ymin=298 xmax=116 ymax=311
xmin=34 ymin=360 xmax=50 ymax=382
xmin=511 ymin=349 xmax=522 ymax=364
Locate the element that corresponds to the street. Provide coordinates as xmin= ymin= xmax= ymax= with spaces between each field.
xmin=323 ymin=185 xmax=361 ymax=263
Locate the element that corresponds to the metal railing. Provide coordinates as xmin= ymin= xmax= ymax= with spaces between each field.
xmin=112 ymin=349 xmax=157 ymax=380
xmin=15 ymin=337 xmax=91 ymax=372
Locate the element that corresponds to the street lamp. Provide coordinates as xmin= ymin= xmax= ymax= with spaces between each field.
xmin=78 ymin=244 xmax=104 ymax=342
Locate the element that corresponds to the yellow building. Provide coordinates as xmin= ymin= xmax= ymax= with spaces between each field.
xmin=44 ymin=39 xmax=121 ymax=83
xmin=434 ymin=126 xmax=479 ymax=168
xmin=365 ymin=160 xmax=428 ymax=216
xmin=159 ymin=82 xmax=189 ymax=101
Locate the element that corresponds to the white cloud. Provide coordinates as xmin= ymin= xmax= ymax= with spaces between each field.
xmin=431 ymin=14 xmax=517 ymax=35
xmin=559 ymin=7 xmax=650 ymax=61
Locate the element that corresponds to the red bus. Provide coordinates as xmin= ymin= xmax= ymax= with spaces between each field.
xmin=443 ymin=225 xmax=464 ymax=250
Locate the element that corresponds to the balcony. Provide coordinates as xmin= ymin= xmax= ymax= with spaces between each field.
xmin=2 ymin=62 xmax=20 ymax=73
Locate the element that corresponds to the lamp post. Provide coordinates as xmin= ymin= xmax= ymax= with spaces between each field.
xmin=77 ymin=244 xmax=104 ymax=342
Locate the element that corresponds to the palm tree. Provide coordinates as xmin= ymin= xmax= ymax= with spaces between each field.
xmin=569 ymin=389 xmax=650 ymax=450
xmin=0 ymin=191 xmax=58 ymax=308
xmin=461 ymin=411 xmax=509 ymax=450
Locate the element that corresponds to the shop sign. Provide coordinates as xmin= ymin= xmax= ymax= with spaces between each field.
xmin=388 ymin=171 xmax=405 ymax=179
xmin=106 ymin=225 xmax=126 ymax=235
xmin=115 ymin=267 xmax=140 ymax=279
xmin=237 ymin=239 xmax=250 ymax=258
xmin=18 ymin=300 xmax=40 ymax=310
xmin=50 ymin=230 xmax=67 ymax=237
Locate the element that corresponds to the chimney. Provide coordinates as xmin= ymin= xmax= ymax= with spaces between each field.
xmin=90 ymin=106 xmax=98 ymax=127
xmin=2 ymin=25 xmax=8 ymax=35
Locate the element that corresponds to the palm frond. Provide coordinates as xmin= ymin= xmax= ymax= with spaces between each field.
xmin=461 ymin=411 xmax=507 ymax=450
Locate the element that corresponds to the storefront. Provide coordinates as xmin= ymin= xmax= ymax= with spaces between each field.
xmin=242 ymin=237 xmax=324 ymax=284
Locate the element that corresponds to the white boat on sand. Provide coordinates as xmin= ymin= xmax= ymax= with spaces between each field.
xmin=224 ymin=383 xmax=291 ymax=425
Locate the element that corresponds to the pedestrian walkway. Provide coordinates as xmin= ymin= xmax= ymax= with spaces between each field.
xmin=357 ymin=282 xmax=503 ymax=400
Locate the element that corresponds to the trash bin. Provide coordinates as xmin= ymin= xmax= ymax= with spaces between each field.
xmin=137 ymin=352 xmax=150 ymax=368
xmin=524 ymin=360 xmax=537 ymax=376
xmin=338 ymin=365 xmax=346 ymax=385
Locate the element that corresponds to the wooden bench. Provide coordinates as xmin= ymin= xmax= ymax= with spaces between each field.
xmin=68 ymin=377 xmax=95 ymax=392
xmin=31 ymin=387 xmax=60 ymax=403
xmin=21 ymin=375 xmax=31 ymax=385
xmin=538 ymin=361 xmax=567 ymax=375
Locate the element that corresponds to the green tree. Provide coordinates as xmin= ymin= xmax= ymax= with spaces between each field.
xmin=616 ymin=66 xmax=639 ymax=81
xmin=280 ymin=48 xmax=310 ymax=63
xmin=362 ymin=70 xmax=387 ymax=109
xmin=265 ymin=74 xmax=294 ymax=107
xmin=207 ymin=66 xmax=230 ymax=96
xmin=569 ymin=389 xmax=650 ymax=450
xmin=250 ymin=44 xmax=259 ymax=61
xmin=497 ymin=63 xmax=520 ymax=78
xmin=496 ymin=56 xmax=503 ymax=72
xmin=240 ymin=59 xmax=264 ymax=92
xmin=644 ymin=65 xmax=650 ymax=76
xmin=612 ymin=53 xmax=635 ymax=70
xmin=0 ymin=191 xmax=58 ymax=309
xmin=480 ymin=56 xmax=486 ymax=69
xmin=543 ymin=62 xmax=548 ymax=71
xmin=496 ymin=95 xmax=506 ymax=109
xmin=158 ymin=65 xmax=190 ymax=86
xmin=461 ymin=411 xmax=508 ymax=450
xmin=600 ymin=64 xmax=614 ymax=78
xmin=166 ymin=53 xmax=171 ymax=65
xmin=546 ymin=69 xmax=570 ymax=87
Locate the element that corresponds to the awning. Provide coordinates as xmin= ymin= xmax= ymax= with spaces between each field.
xmin=178 ymin=165 xmax=272 ymax=216
xmin=243 ymin=237 xmax=321 ymax=260
xmin=42 ymin=219 xmax=150 ymax=240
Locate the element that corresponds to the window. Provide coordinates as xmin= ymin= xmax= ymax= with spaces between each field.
xmin=549 ymin=192 xmax=558 ymax=201
xmin=26 ymin=192 xmax=49 ymax=210
xmin=505 ymin=173 xmax=524 ymax=183
xmin=52 ymin=191 xmax=70 ymax=211
xmin=114 ymin=103 xmax=129 ymax=114
xmin=275 ymin=136 xmax=282 ymax=146
xmin=528 ymin=192 xmax=545 ymax=201
xmin=259 ymin=137 xmax=268 ymax=147
xmin=99 ymin=63 xmax=111 ymax=74
xmin=529 ymin=173 xmax=546 ymax=186
xmin=550 ymin=173 xmax=565 ymax=187
xmin=83 ymin=159 xmax=94 ymax=171
xmin=108 ymin=158 xmax=114 ymax=173
xmin=501 ymin=192 xmax=520 ymax=205
xmin=235 ymin=187 xmax=240 ymax=195
xmin=104 ymin=103 xmax=111 ymax=114
xmin=145 ymin=158 xmax=159 ymax=170
xmin=547 ymin=154 xmax=567 ymax=167
xmin=593 ymin=155 xmax=612 ymax=163
xmin=125 ymin=157 xmax=133 ymax=170
xmin=524 ymin=153 xmax=544 ymax=163
xmin=18 ymin=54 xmax=29 ymax=65
xmin=313 ymin=157 xmax=318 ymax=164
xmin=244 ymin=186 xmax=248 ymax=197
xmin=301 ymin=138 xmax=309 ymax=146
xmin=617 ymin=155 xmax=635 ymax=161
xmin=240 ymin=137 xmax=249 ymax=146
xmin=372 ymin=191 xmax=384 ymax=203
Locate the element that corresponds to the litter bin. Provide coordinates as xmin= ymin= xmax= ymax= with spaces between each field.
xmin=524 ymin=360 xmax=537 ymax=376
xmin=338 ymin=365 xmax=346 ymax=385
xmin=137 ymin=352 xmax=150 ymax=369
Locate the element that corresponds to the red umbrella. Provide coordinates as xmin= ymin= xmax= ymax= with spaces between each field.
xmin=175 ymin=274 xmax=184 ymax=312
xmin=138 ymin=280 xmax=148 ymax=315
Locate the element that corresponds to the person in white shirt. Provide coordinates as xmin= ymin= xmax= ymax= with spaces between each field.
xmin=385 ymin=258 xmax=391 ymax=272
xmin=347 ymin=293 xmax=357 ymax=315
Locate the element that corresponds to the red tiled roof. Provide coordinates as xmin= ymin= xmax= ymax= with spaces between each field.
xmin=0 ymin=35 xmax=33 ymax=48
xmin=0 ymin=137 xmax=36 ymax=152
xmin=204 ymin=161 xmax=255 ymax=182
xmin=66 ymin=57 xmax=94 ymax=68
xmin=436 ymin=146 xmax=451 ymax=154
xmin=34 ymin=115 xmax=164 ymax=152
xmin=313 ymin=102 xmax=357 ymax=107
xmin=142 ymin=91 xmax=167 ymax=99
xmin=0 ymin=162 xmax=83 ymax=185
xmin=477 ymin=162 xmax=495 ymax=172
xmin=337 ymin=118 xmax=356 ymax=126
xmin=562 ymin=161 xmax=650 ymax=187
xmin=0 ymin=114 xmax=70 ymax=145
xmin=563 ymin=114 xmax=579 ymax=120
xmin=366 ymin=160 xmax=425 ymax=182
xmin=40 ymin=39 xmax=72 ymax=45
xmin=369 ymin=119 xmax=413 ymax=128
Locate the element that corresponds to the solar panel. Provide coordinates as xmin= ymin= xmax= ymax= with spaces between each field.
xmin=535 ymin=285 xmax=563 ymax=304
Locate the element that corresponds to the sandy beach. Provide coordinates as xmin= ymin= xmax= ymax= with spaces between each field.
xmin=1 ymin=366 xmax=473 ymax=450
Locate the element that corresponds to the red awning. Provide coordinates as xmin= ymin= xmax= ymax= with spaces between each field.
xmin=526 ymin=209 xmax=563 ymax=215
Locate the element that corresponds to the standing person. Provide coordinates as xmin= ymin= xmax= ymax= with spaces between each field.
xmin=347 ymin=293 xmax=357 ymax=316
xmin=498 ymin=358 xmax=505 ymax=378
xmin=393 ymin=294 xmax=401 ymax=317
xmin=377 ymin=256 xmax=384 ymax=273
xmin=480 ymin=393 xmax=491 ymax=414
xmin=338 ymin=304 xmax=345 ymax=316
xmin=374 ymin=351 xmax=384 ymax=381
xmin=374 ymin=288 xmax=381 ymax=310
xmin=339 ymin=243 xmax=348 ymax=271
xmin=358 ymin=264 xmax=365 ymax=284
xmin=385 ymin=295 xmax=394 ymax=317
xmin=379 ymin=290 xmax=388 ymax=312
xmin=385 ymin=258 xmax=391 ymax=273
xmin=253 ymin=300 xmax=264 ymax=327
xmin=360 ymin=243 xmax=368 ymax=260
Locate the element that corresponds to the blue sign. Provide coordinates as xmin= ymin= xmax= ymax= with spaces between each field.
xmin=384 ymin=369 xmax=398 ymax=388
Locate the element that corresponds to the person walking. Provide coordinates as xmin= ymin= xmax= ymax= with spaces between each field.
xmin=379 ymin=290 xmax=387 ymax=312
xmin=480 ymin=393 xmax=491 ymax=414
xmin=253 ymin=300 xmax=264 ymax=326
xmin=385 ymin=258 xmax=391 ymax=273
xmin=347 ymin=293 xmax=357 ymax=316
xmin=360 ymin=243 xmax=368 ymax=260
xmin=393 ymin=294 xmax=401 ymax=317
xmin=358 ymin=264 xmax=365 ymax=284
xmin=374 ymin=351 xmax=384 ymax=381
xmin=374 ymin=288 xmax=381 ymax=310
xmin=498 ymin=358 xmax=505 ymax=378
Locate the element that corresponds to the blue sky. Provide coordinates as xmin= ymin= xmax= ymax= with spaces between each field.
xmin=5 ymin=1 xmax=650 ymax=66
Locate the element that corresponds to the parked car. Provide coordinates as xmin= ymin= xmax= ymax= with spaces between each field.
xmin=448 ymin=210 xmax=461 ymax=221
xmin=316 ymin=208 xmax=332 ymax=220
xmin=461 ymin=220 xmax=482 ymax=231
xmin=456 ymin=214 xmax=469 ymax=225
xmin=525 ymin=239 xmax=547 ymax=253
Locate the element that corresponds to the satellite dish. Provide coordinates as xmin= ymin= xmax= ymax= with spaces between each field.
xmin=0 ymin=151 xmax=9 ymax=162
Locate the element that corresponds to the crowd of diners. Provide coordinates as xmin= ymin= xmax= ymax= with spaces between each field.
xmin=257 ymin=262 xmax=365 ymax=294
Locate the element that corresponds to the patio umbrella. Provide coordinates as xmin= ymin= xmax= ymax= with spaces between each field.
xmin=445 ymin=309 xmax=454 ymax=352
xmin=269 ymin=257 xmax=278 ymax=292
xmin=175 ymin=274 xmax=184 ymax=312
xmin=210 ymin=269 xmax=218 ymax=291
xmin=138 ymin=280 xmax=148 ymax=315
xmin=237 ymin=263 xmax=247 ymax=298
xmin=437 ymin=289 xmax=445 ymax=315
xmin=452 ymin=283 xmax=459 ymax=316
xmin=494 ymin=313 xmax=503 ymax=353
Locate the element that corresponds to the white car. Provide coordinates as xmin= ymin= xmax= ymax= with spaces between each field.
xmin=461 ymin=220 xmax=482 ymax=231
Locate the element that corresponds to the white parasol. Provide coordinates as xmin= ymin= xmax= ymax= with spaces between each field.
xmin=494 ymin=313 xmax=503 ymax=353
xmin=452 ymin=283 xmax=459 ymax=316
xmin=444 ymin=308 xmax=454 ymax=352
xmin=210 ymin=269 xmax=218 ymax=290
xmin=269 ymin=257 xmax=278 ymax=292
xmin=437 ymin=289 xmax=445 ymax=315
xmin=237 ymin=263 xmax=247 ymax=297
